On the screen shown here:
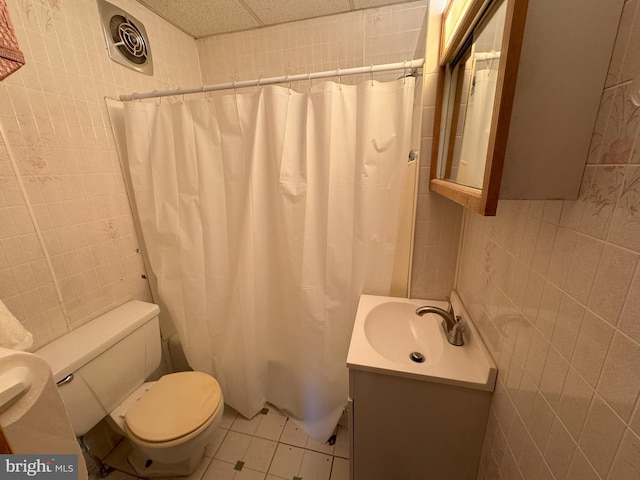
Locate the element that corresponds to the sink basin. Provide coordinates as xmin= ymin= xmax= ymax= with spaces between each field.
xmin=347 ymin=293 xmax=497 ymax=391
xmin=364 ymin=302 xmax=444 ymax=366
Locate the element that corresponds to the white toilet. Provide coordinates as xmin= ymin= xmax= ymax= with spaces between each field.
xmin=36 ymin=301 xmax=224 ymax=477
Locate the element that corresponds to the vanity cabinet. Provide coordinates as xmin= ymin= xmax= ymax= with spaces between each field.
xmin=430 ymin=0 xmax=625 ymax=215
xmin=348 ymin=369 xmax=492 ymax=480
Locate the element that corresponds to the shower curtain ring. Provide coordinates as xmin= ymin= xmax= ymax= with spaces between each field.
xmin=337 ymin=68 xmax=342 ymax=91
xmin=202 ymin=86 xmax=212 ymax=102
xmin=308 ymin=73 xmax=312 ymax=93
xmin=285 ymin=75 xmax=291 ymax=95
xmin=403 ymin=60 xmax=408 ymax=84
xmin=233 ymin=81 xmax=238 ymax=102
xmin=257 ymin=74 xmax=263 ymax=90
xmin=177 ymin=87 xmax=184 ymax=103
xmin=153 ymin=90 xmax=161 ymax=106
xmin=370 ymin=64 xmax=374 ymax=86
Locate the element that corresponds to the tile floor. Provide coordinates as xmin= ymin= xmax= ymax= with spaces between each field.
xmin=100 ymin=405 xmax=350 ymax=480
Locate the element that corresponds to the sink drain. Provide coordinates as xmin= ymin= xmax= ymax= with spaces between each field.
xmin=409 ymin=351 xmax=425 ymax=363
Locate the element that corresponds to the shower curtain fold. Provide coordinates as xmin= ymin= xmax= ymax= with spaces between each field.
xmin=122 ymin=78 xmax=415 ymax=440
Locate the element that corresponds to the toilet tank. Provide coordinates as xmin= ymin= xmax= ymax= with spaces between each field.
xmin=36 ymin=301 xmax=162 ymax=436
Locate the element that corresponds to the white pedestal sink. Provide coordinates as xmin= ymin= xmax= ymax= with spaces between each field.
xmin=346 ymin=291 xmax=496 ymax=480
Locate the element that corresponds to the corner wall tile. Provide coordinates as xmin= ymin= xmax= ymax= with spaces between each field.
xmin=618 ymin=265 xmax=640 ymax=343
xmin=535 ymin=461 xmax=553 ymax=480
xmin=557 ymin=367 xmax=595 ymax=442
xmin=499 ymin=446 xmax=521 ymax=480
xmin=538 ymin=347 xmax=569 ymax=410
xmin=597 ymin=332 xmax=640 ymax=421
xmin=631 ymin=400 xmax=640 ymax=437
xmin=608 ymin=428 xmax=640 ymax=480
xmin=581 ymin=165 xmax=625 ymax=239
xmin=522 ymin=271 xmax=544 ymax=323
xmin=560 ymin=166 xmax=594 ymax=229
xmin=543 ymin=417 xmax=576 ymax=480
xmin=518 ymin=433 xmax=542 ymax=480
xmin=516 ymin=373 xmax=538 ymax=427
xmin=524 ymin=331 xmax=550 ymax=387
xmin=579 ymin=394 xmax=626 ymax=477
xmin=619 ymin=0 xmax=640 ymax=86
xmin=531 ymin=222 xmax=556 ymax=276
xmin=528 ymin=392 xmax=554 ymax=450
xmin=518 ymin=217 xmax=540 ymax=267
xmin=605 ymin=0 xmax=638 ymax=87
xmin=536 ymin=282 xmax=561 ymax=340
xmin=566 ymin=448 xmax=599 ymax=480
xmin=550 ymin=295 xmax=584 ymax=362
xmin=507 ymin=414 xmax=528 ymax=462
xmin=608 ymin=165 xmax=640 ymax=252
xmin=599 ymin=85 xmax=640 ymax=166
xmin=546 ymin=227 xmax=578 ymax=288
xmin=571 ymin=311 xmax=615 ymax=388
xmin=564 ymin=235 xmax=604 ymax=304
xmin=587 ymin=244 xmax=638 ymax=326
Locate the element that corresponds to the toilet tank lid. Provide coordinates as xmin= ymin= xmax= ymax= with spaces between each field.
xmin=36 ymin=301 xmax=160 ymax=383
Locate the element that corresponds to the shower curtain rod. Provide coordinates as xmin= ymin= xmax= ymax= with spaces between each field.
xmin=119 ymin=58 xmax=424 ymax=101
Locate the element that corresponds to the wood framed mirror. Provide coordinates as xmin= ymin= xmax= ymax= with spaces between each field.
xmin=430 ymin=0 xmax=622 ymax=216
xmin=430 ymin=0 xmax=528 ymax=216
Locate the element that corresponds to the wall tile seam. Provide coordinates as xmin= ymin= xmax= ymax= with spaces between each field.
xmin=488 ymin=300 xmax=636 ymax=447
xmin=466 ymin=221 xmax=639 ymax=312
xmin=558 ymin=234 xmax=636 ymax=326
xmin=30 ymin=210 xmax=133 ymax=232
xmin=579 ymin=167 xmax=638 ymax=239
xmin=466 ymin=268 xmax=637 ymax=422
xmin=0 ymin=119 xmax=71 ymax=330
xmin=489 ymin=420 xmax=606 ymax=480
xmin=492 ymin=427 xmax=520 ymax=474
xmin=587 ymin=116 xmax=638 ymax=168
xmin=591 ymin=325 xmax=640 ymax=406
xmin=607 ymin=427 xmax=640 ymax=478
xmin=473 ymin=249 xmax=640 ymax=408
xmin=609 ymin=0 xmax=640 ymax=86
xmin=494 ymin=373 xmax=623 ymax=480
xmin=492 ymin=197 xmax=637 ymax=248
xmin=490 ymin=393 xmax=555 ymax=480
xmin=630 ymin=394 xmax=640 ymax=435
xmin=602 ymin=77 xmax=638 ymax=93
xmin=577 ymin=396 xmax=627 ymax=479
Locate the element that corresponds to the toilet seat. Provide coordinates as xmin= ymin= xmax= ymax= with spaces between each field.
xmin=124 ymin=371 xmax=222 ymax=444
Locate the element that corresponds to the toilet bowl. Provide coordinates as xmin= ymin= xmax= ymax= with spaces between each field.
xmin=108 ymin=372 xmax=224 ymax=476
xmin=36 ymin=301 xmax=223 ymax=477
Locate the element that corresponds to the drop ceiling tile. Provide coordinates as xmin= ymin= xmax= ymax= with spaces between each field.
xmin=138 ymin=0 xmax=260 ymax=37
xmin=242 ymin=0 xmax=351 ymax=26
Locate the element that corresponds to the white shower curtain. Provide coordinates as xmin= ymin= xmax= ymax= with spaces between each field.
xmin=122 ymin=78 xmax=414 ymax=440
xmin=456 ymin=62 xmax=498 ymax=188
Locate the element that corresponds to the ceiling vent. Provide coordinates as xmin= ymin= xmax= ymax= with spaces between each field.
xmin=97 ymin=0 xmax=153 ymax=76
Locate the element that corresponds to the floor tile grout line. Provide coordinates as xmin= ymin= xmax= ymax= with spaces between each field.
xmin=102 ymin=407 xmax=348 ymax=480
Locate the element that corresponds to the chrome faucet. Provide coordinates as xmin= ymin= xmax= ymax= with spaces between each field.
xmin=415 ymin=298 xmax=464 ymax=346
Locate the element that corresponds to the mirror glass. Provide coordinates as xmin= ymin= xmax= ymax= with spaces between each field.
xmin=436 ymin=0 xmax=507 ymax=189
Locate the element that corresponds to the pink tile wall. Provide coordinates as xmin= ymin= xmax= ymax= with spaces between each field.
xmin=0 ymin=0 xmax=202 ymax=348
xmin=410 ymin=0 xmax=463 ymax=300
xmin=197 ymin=2 xmax=427 ymax=90
xmin=456 ymin=1 xmax=640 ymax=478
